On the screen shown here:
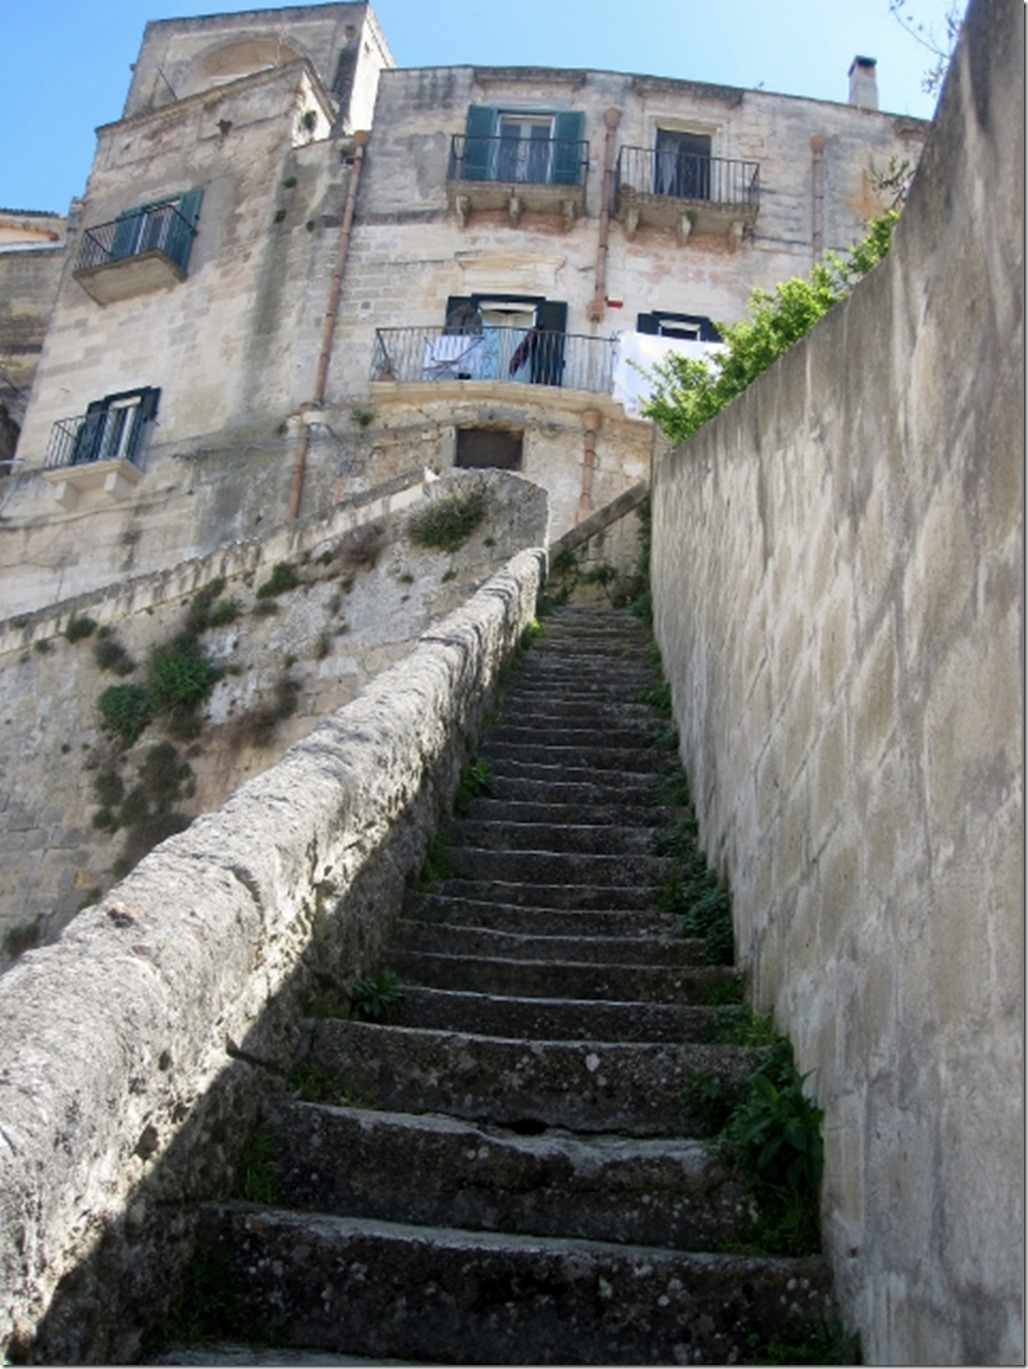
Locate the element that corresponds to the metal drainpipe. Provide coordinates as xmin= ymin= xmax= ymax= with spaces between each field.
xmin=287 ymin=128 xmax=370 ymax=522
xmin=577 ymin=408 xmax=602 ymax=524
xmin=810 ymin=134 xmax=826 ymax=267
xmin=588 ymin=107 xmax=621 ymax=324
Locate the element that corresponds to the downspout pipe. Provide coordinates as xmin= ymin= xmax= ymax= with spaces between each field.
xmin=810 ymin=134 xmax=826 ymax=268
xmin=287 ymin=128 xmax=370 ymax=522
xmin=588 ymin=107 xmax=621 ymax=324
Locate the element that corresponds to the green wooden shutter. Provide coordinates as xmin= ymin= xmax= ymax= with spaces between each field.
xmin=166 ymin=187 xmax=203 ymax=273
xmin=533 ymin=300 xmax=567 ymax=386
xmin=71 ymin=399 xmax=107 ymax=465
xmin=462 ymin=106 xmax=497 ymax=181
xmin=551 ymin=111 xmax=584 ymax=185
xmin=110 ymin=208 xmax=141 ymax=261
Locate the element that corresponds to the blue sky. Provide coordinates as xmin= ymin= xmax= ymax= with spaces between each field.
xmin=2 ymin=0 xmax=961 ymax=214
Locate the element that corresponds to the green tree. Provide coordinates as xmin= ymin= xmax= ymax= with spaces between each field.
xmin=642 ymin=211 xmax=900 ymax=446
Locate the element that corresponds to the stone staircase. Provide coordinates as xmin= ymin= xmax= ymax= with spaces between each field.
xmin=167 ymin=605 xmax=836 ymax=1365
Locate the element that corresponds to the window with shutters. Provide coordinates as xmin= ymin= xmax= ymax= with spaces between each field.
xmin=636 ymin=311 xmax=721 ymax=342
xmin=43 ymin=387 xmax=159 ymax=506
xmin=447 ymin=107 xmax=588 ymax=227
xmin=73 ymin=188 xmax=204 ymax=305
xmin=439 ymin=295 xmax=568 ymax=386
xmin=45 ymin=388 xmax=160 ymax=471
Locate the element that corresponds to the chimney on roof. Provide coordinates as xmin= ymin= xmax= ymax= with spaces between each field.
xmin=848 ymin=55 xmax=879 ymax=110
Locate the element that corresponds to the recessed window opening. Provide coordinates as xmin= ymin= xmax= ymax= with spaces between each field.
xmin=636 ymin=310 xmax=721 ymax=343
xmin=456 ymin=427 xmax=524 ymax=471
xmin=99 ymin=396 xmax=143 ymax=462
xmin=654 ymin=129 xmax=712 ymax=199
xmin=497 ymin=114 xmax=554 ymax=183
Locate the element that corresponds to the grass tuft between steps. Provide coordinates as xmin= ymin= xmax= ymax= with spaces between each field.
xmin=745 ymin=1313 xmax=862 ymax=1365
xmin=683 ymin=1031 xmax=826 ymax=1261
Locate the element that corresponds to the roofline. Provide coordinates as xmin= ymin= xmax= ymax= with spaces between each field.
xmin=380 ymin=62 xmax=930 ymax=123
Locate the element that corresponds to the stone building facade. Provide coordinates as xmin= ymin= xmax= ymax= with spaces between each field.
xmin=1 ymin=3 xmax=926 ymax=614
xmin=0 ymin=209 xmax=68 ymax=463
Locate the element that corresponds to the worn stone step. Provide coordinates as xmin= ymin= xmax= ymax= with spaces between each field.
xmin=486 ymin=724 xmax=666 ymax=752
xmin=442 ymin=846 xmax=670 ymax=888
xmin=404 ymin=891 xmax=677 ymax=938
xmin=509 ymin=670 xmax=654 ymax=695
xmin=390 ymin=985 xmax=715 ymax=1043
xmin=460 ymin=797 xmax=675 ymax=828
xmin=528 ymin=637 xmax=651 ymax=656
xmin=447 ymin=818 xmax=660 ymax=857
xmin=308 ymin=1018 xmax=751 ymax=1134
xmin=481 ymin=766 xmax=670 ymax=802
xmin=387 ymin=950 xmax=721 ymax=1003
xmin=261 ymin=1102 xmax=756 ymax=1250
xmin=430 ymin=877 xmax=662 ymax=911
xmin=491 ymin=700 xmax=661 ymax=726
xmin=481 ymin=741 xmax=673 ymax=774
xmin=396 ymin=919 xmax=704 ymax=967
xmin=151 ymin=1345 xmax=404 ymax=1365
xmin=196 ymin=1204 xmax=834 ymax=1365
xmin=520 ymin=612 xmax=648 ymax=637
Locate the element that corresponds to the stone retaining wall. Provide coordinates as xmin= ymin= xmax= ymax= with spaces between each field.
xmin=650 ymin=0 xmax=1023 ymax=1361
xmin=0 ymin=548 xmax=544 ymax=1363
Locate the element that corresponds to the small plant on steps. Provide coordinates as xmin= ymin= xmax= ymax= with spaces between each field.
xmin=351 ymin=968 xmax=404 ymax=1022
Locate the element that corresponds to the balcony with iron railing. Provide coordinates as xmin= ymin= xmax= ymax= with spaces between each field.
xmin=614 ymin=146 xmax=760 ymax=245
xmin=371 ymin=326 xmax=616 ymax=397
xmin=73 ymin=202 xmax=198 ymax=305
xmin=446 ymin=133 xmax=589 ymax=227
xmin=42 ymin=405 xmax=150 ymax=508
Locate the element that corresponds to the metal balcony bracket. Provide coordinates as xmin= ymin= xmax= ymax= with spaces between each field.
xmin=677 ymin=213 xmax=694 ymax=246
xmin=562 ymin=199 xmax=577 ymax=231
xmin=507 ymin=194 xmax=523 ymax=227
xmin=454 ymin=194 xmax=471 ymax=228
xmin=624 ymin=206 xmax=640 ymax=241
xmin=728 ymin=219 xmax=745 ymax=251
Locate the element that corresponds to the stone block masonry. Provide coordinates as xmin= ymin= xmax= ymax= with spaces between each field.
xmin=650 ymin=0 xmax=1023 ymax=1361
xmin=0 ymin=546 xmax=543 ymax=1363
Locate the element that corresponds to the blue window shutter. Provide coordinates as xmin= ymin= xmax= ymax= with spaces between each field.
xmin=166 ymin=187 xmax=203 ymax=273
xmin=462 ymin=106 xmax=497 ymax=181
xmin=72 ymin=399 xmax=107 ymax=465
xmin=533 ymin=300 xmax=567 ymax=386
xmin=110 ymin=208 xmax=140 ymax=261
xmin=551 ymin=111 xmax=584 ymax=185
xmin=636 ymin=313 xmax=659 ymax=334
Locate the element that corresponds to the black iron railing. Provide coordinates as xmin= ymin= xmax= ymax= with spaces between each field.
xmin=45 ymin=410 xmax=147 ymax=471
xmin=615 ymin=146 xmax=760 ymax=207
xmin=371 ymin=326 xmax=616 ymax=394
xmin=448 ymin=134 xmax=589 ymax=188
xmin=74 ymin=202 xmax=196 ymax=273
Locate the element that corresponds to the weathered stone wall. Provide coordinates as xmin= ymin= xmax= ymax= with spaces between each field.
xmin=0 ymin=468 xmax=546 ymax=958
xmin=122 ymin=2 xmax=392 ymax=123
xmin=1 ymin=16 xmax=927 ymax=617
xmin=650 ymin=0 xmax=1023 ymax=1361
xmin=323 ymin=58 xmax=925 ymax=548
xmin=333 ymin=61 xmax=926 ymax=401
xmin=0 ymin=242 xmax=65 ymax=435
xmin=14 ymin=62 xmax=344 ymax=479
xmin=0 ymin=544 xmax=544 ymax=1364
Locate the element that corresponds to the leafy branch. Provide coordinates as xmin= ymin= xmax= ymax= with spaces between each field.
xmin=642 ymin=212 xmax=900 ymax=446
